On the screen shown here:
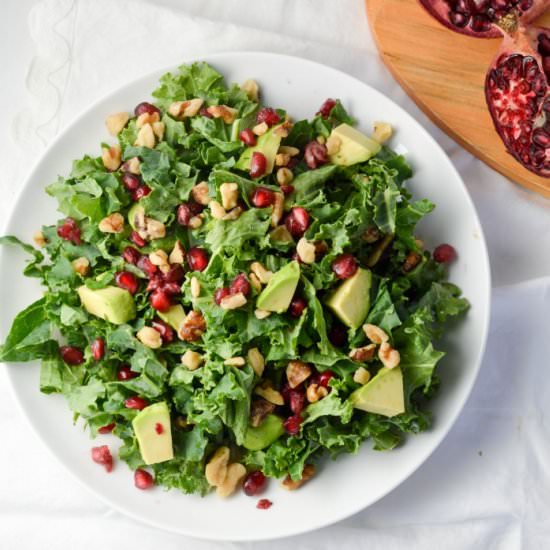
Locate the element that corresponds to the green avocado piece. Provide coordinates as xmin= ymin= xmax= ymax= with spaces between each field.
xmin=132 ymin=402 xmax=174 ymax=465
xmin=235 ymin=124 xmax=283 ymax=175
xmin=243 ymin=414 xmax=285 ymax=451
xmin=256 ymin=261 xmax=300 ymax=313
xmin=77 ymin=285 xmax=136 ymax=325
xmin=350 ymin=366 xmax=405 ymax=417
xmin=328 ymin=123 xmax=381 ymax=167
xmin=128 ymin=203 xmax=145 ymax=230
xmin=326 ymin=268 xmax=372 ymax=329
xmin=158 ymin=304 xmax=186 ymax=331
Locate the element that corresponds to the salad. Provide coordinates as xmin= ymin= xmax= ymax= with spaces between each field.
xmin=0 ymin=62 xmax=468 ymax=503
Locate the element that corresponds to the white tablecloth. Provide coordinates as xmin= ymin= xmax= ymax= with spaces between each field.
xmin=1 ymin=0 xmax=549 ymax=548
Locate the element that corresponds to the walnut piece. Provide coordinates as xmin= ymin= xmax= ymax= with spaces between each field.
xmin=363 ymin=323 xmax=389 ymax=345
xmin=241 ymin=79 xmax=259 ymax=102
xmin=306 ymin=383 xmax=328 ymax=403
xmin=98 ymin=213 xmax=125 ymax=234
xmin=276 ymin=167 xmax=294 ymax=186
xmin=205 ymin=446 xmax=230 ymax=487
xmin=250 ymin=261 xmax=273 ymax=284
xmin=271 ymin=192 xmax=285 ymax=227
xmin=33 ymin=230 xmax=46 ymax=247
xmin=254 ymin=380 xmax=284 ymax=406
xmin=169 ymin=241 xmax=185 ymax=265
xmin=72 ymin=257 xmax=90 ymax=276
xmin=191 ymin=181 xmax=211 ymax=205
xmin=247 ymin=347 xmax=265 ymax=377
xmin=281 ymin=464 xmax=315 ymax=491
xmin=348 ymin=344 xmax=376 ymax=362
xmin=206 ymin=105 xmax=238 ymax=124
xmin=296 ymin=238 xmax=316 ymax=264
xmin=178 ymin=311 xmax=206 ymax=342
xmin=250 ymin=399 xmax=275 ymax=427
xmin=378 ymin=342 xmax=401 ymax=369
xmin=101 ymin=145 xmax=122 ymax=171
xmin=286 ymin=360 xmax=312 ymax=389
xmin=181 ymin=350 xmax=204 ymax=371
xmin=137 ymin=326 xmax=162 ymax=349
xmin=105 ymin=112 xmax=129 ymax=136
xmin=168 ymin=98 xmax=204 ymax=119
xmin=220 ymin=182 xmax=238 ymax=210
xmin=216 ymin=463 xmax=246 ymax=497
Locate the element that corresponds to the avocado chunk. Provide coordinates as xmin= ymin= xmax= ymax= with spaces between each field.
xmin=158 ymin=304 xmax=186 ymax=331
xmin=243 ymin=414 xmax=285 ymax=451
xmin=326 ymin=268 xmax=372 ymax=329
xmin=256 ymin=261 xmax=300 ymax=313
xmin=235 ymin=124 xmax=283 ymax=175
xmin=350 ymin=366 xmax=405 ymax=417
xmin=132 ymin=402 xmax=174 ymax=465
xmin=128 ymin=203 xmax=145 ymax=230
xmin=77 ymin=285 xmax=136 ymax=325
xmin=328 ymin=123 xmax=381 ymax=167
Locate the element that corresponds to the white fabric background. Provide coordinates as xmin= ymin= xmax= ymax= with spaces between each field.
xmin=1 ymin=0 xmax=549 ymax=548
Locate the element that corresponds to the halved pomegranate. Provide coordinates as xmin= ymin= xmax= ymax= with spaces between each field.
xmin=419 ymin=0 xmax=550 ymax=38
xmin=485 ymin=26 xmax=550 ymax=176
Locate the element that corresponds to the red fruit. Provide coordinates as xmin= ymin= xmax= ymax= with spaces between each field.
xmin=121 ymin=172 xmax=141 ymax=191
xmin=91 ymin=338 xmax=105 ymax=360
xmin=289 ymin=390 xmax=306 ymax=415
xmin=91 ymin=445 xmax=113 ymax=473
xmin=485 ymin=26 xmax=550 ymax=176
xmin=257 ymin=498 xmax=273 ymax=509
xmin=419 ymin=0 xmax=549 ymax=39
xmin=187 ymin=247 xmax=209 ymax=272
xmin=304 ymin=141 xmax=328 ymax=169
xmin=117 ymin=365 xmax=138 ymax=381
xmin=154 ymin=422 xmax=164 ymax=435
xmin=328 ymin=325 xmax=347 ymax=347
xmin=230 ymin=273 xmax=251 ymax=296
xmin=122 ymin=246 xmax=141 ymax=264
xmin=199 ymin=107 xmax=213 ymax=118
xmin=243 ymin=471 xmax=267 ymax=496
xmin=331 ymin=254 xmax=358 ymax=280
xmin=283 ymin=414 xmax=303 ymax=435
xmin=150 ymin=289 xmax=171 ymax=312
xmin=251 ymin=186 xmax=275 ymax=207
xmin=177 ymin=203 xmax=194 ymax=226
xmin=130 ymin=231 xmax=146 ymax=248
xmin=214 ymin=287 xmax=231 ymax=305
xmin=250 ymin=152 xmax=267 ymax=178
xmin=239 ymin=128 xmax=257 ymax=146
xmin=256 ymin=107 xmax=281 ymax=127
xmin=134 ymin=102 xmax=160 ymax=117
xmin=163 ymin=265 xmax=185 ymax=284
xmin=285 ymin=207 xmax=310 ymax=238
xmin=162 ymin=282 xmax=182 ymax=296
xmin=280 ymin=184 xmax=294 ymax=196
xmin=57 ymin=217 xmax=81 ymax=245
xmin=98 ymin=423 xmax=116 ymax=434
xmin=433 ymin=243 xmax=457 ymax=263
xmin=131 ymin=185 xmax=151 ymax=201
xmin=289 ymin=296 xmax=307 ymax=317
xmin=317 ymin=98 xmax=337 ymax=118
xmin=116 ymin=271 xmax=139 ymax=294
xmin=60 ymin=346 xmax=84 ymax=365
xmin=134 ymin=468 xmax=155 ymax=490
xmin=152 ymin=319 xmax=174 ymax=343
xmin=125 ymin=396 xmax=148 ymax=410
xmin=137 ymin=256 xmax=157 ymax=277
xmin=318 ymin=370 xmax=335 ymax=388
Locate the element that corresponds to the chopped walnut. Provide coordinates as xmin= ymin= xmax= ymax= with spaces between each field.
xmin=253 ymin=122 xmax=269 ymax=136
xmin=188 ymin=215 xmax=203 ymax=229
xmin=191 ymin=181 xmax=211 ymax=205
xmin=286 ymin=360 xmax=312 ymax=389
xmin=254 ymin=380 xmax=284 ymax=406
xmin=169 ymin=241 xmax=185 ymax=265
xmin=105 ymin=112 xmax=129 ymax=136
xmin=209 ymin=200 xmax=226 ymax=220
xmin=271 ymin=192 xmax=285 ymax=227
xmin=276 ymin=167 xmax=294 ymax=186
xmin=101 ymin=145 xmax=122 ymax=171
xmin=306 ymin=383 xmax=328 ymax=403
xmin=136 ymin=111 xmax=160 ymax=128
xmin=152 ymin=121 xmax=165 ymax=141
xmin=168 ymin=98 xmax=204 ymax=119
xmin=241 ymin=79 xmax=259 ymax=102
xmin=281 ymin=464 xmax=315 ymax=491
xmin=275 ymin=153 xmax=291 ymax=167
xmin=178 ymin=310 xmax=206 ymax=342
xmin=274 ymin=120 xmax=292 ymax=138
xmin=207 ymin=105 xmax=238 ymax=124
xmin=363 ymin=323 xmax=389 ymax=345
xmin=98 ymin=213 xmax=124 ymax=234
xmin=247 ymin=347 xmax=265 ymax=377
xmin=217 ymin=462 xmax=246 ymax=497
xmin=181 ymin=350 xmax=204 ymax=371
xmin=296 ymin=238 xmax=316 ymax=264
xmin=33 ymin=230 xmax=46 ymax=247
xmin=222 ymin=207 xmax=243 ymax=221
xmin=134 ymin=123 xmax=156 ymax=148
xmin=137 ymin=326 xmax=162 ymax=349
xmin=144 ymin=218 xmax=166 ymax=240
xmin=348 ymin=344 xmax=377 ymax=362
xmin=72 ymin=256 xmax=90 ymax=276
xmin=403 ymin=251 xmax=422 ymax=272
xmin=378 ymin=342 xmax=401 ymax=369
xmin=122 ymin=156 xmax=141 ymax=175
xmin=250 ymin=262 xmax=273 ymax=284
xmin=205 ymin=446 xmax=230 ymax=487
xmin=250 ymin=399 xmax=275 ymax=427
xmin=220 ymin=182 xmax=239 ymax=210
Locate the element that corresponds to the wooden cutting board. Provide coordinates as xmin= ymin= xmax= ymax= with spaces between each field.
xmin=366 ymin=0 xmax=550 ymax=198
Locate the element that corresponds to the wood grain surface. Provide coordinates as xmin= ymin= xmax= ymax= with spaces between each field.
xmin=366 ymin=0 xmax=550 ymax=197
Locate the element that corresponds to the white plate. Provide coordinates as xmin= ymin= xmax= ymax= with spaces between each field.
xmin=0 ymin=52 xmax=491 ymax=541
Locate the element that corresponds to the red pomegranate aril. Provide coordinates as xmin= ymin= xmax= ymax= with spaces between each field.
xmin=289 ymin=296 xmax=307 ymax=317
xmin=57 ymin=217 xmax=81 ymax=245
xmin=283 ymin=414 xmax=303 ymax=435
xmin=257 ymin=498 xmax=273 ymax=510
xmin=162 ymin=282 xmax=182 ymax=296
xmin=152 ymin=319 xmax=174 ymax=343
xmin=331 ymin=254 xmax=358 ymax=280
xmin=115 ymin=271 xmax=139 ymax=294
xmin=150 ymin=289 xmax=171 ymax=312
xmin=433 ymin=243 xmax=457 ymax=263
xmin=280 ymin=184 xmax=294 ymax=196
xmin=256 ymin=107 xmax=281 ymax=127
xmin=318 ymin=370 xmax=335 ymax=388
xmin=154 ymin=422 xmax=164 ymax=435
xmin=317 ymin=98 xmax=337 ymax=118
xmin=251 ymin=186 xmax=275 ymax=207
xmin=304 ymin=141 xmax=328 ymax=169
xmin=131 ymin=185 xmax=152 ymax=201
xmin=199 ymin=107 xmax=213 ymax=118
xmin=122 ymin=246 xmax=141 ymax=264
xmin=134 ymin=101 xmax=160 ymax=117
xmin=163 ymin=265 xmax=185 ymax=284
xmin=177 ymin=203 xmax=194 ymax=226
xmin=117 ymin=365 xmax=138 ymax=381
xmin=91 ymin=445 xmax=113 ymax=473
xmin=130 ymin=231 xmax=146 ymax=248
xmin=137 ymin=256 xmax=157 ymax=277
xmin=243 ymin=471 xmax=267 ymax=496
xmin=98 ymin=423 xmax=116 ymax=434
xmin=289 ymin=390 xmax=306 ymax=415
xmin=91 ymin=338 xmax=105 ymax=361
xmin=214 ymin=287 xmax=231 ymax=305
xmin=285 ymin=207 xmax=310 ymax=238
xmin=250 ymin=152 xmax=267 ymax=178
xmin=187 ymin=247 xmax=209 ymax=272
xmin=60 ymin=346 xmax=84 ymax=366
xmin=125 ymin=396 xmax=148 ymax=410
xmin=230 ymin=273 xmax=251 ymax=296
xmin=134 ymin=468 xmax=155 ymax=490
xmin=239 ymin=128 xmax=257 ymax=146
xmin=121 ymin=172 xmax=141 ymax=191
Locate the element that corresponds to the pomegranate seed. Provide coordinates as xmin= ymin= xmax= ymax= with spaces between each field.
xmin=134 ymin=102 xmax=160 ymax=117
xmin=328 ymin=325 xmax=347 ymax=347
xmin=250 ymin=152 xmax=267 ymax=178
xmin=134 ymin=468 xmax=155 ymax=489
xmin=251 ymin=186 xmax=275 ymax=207
xmin=122 ymin=246 xmax=141 ymax=264
xmin=317 ymin=98 xmax=337 ymax=118
xmin=283 ymin=414 xmax=303 ymax=435
xmin=199 ymin=107 xmax=212 ymax=118
xmin=280 ymin=184 xmax=294 ymax=196
xmin=115 ymin=271 xmax=139 ymax=294
xmin=331 ymin=254 xmax=358 ymax=279
xmin=256 ymin=107 xmax=280 ymax=127
xmin=150 ymin=289 xmax=171 ymax=312
xmin=98 ymin=423 xmax=116 ymax=434
xmin=91 ymin=445 xmax=113 ymax=473
xmin=129 ymin=231 xmax=146 ymax=248
xmin=289 ymin=296 xmax=307 ymax=317
xmin=230 ymin=273 xmax=251 ymax=296
xmin=304 ymin=141 xmax=328 ymax=169
xmin=318 ymin=370 xmax=335 ymax=388
xmin=117 ymin=365 xmax=138 ymax=381
xmin=177 ymin=203 xmax=194 ymax=226
xmin=214 ymin=287 xmax=231 ymax=305
xmin=154 ymin=422 xmax=164 ymax=435
xmin=433 ymin=243 xmax=457 ymax=263
xmin=187 ymin=247 xmax=209 ymax=272
xmin=239 ymin=128 xmax=257 ymax=146
xmin=162 ymin=282 xmax=182 ymax=296
xmin=289 ymin=390 xmax=306 ymax=415
xmin=285 ymin=207 xmax=310 ymax=238
xmin=137 ymin=256 xmax=157 ymax=277
xmin=146 ymin=274 xmax=163 ymax=293
xmin=257 ymin=498 xmax=272 ymax=510
xmin=57 ymin=217 xmax=81 ymax=245
xmin=60 ymin=346 xmax=84 ymax=366
xmin=163 ymin=265 xmax=185 ymax=284
xmin=152 ymin=319 xmax=174 ymax=343
xmin=121 ymin=172 xmax=141 ymax=191
xmin=281 ymin=381 xmax=294 ymax=403
xmin=125 ymin=396 xmax=148 ymax=410
xmin=243 ymin=471 xmax=267 ymax=496
xmin=131 ymin=185 xmax=151 ymax=201
xmin=91 ymin=338 xmax=105 ymax=360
